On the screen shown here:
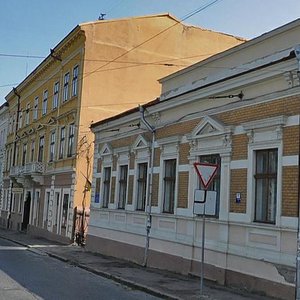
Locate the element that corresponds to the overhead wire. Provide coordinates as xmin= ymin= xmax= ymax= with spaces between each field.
xmin=4 ymin=0 xmax=225 ymax=111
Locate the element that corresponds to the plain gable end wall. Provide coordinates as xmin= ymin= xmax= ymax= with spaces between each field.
xmin=161 ymin=22 xmax=300 ymax=94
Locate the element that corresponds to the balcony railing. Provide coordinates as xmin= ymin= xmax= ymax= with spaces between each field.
xmin=9 ymin=162 xmax=44 ymax=177
xmin=24 ymin=162 xmax=44 ymax=174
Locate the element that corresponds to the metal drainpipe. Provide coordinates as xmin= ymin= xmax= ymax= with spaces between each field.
xmin=139 ymin=105 xmax=155 ymax=267
xmin=7 ymin=87 xmax=21 ymax=229
xmin=294 ymin=45 xmax=300 ymax=300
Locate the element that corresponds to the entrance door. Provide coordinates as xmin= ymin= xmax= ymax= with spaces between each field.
xmin=22 ymin=192 xmax=31 ymax=231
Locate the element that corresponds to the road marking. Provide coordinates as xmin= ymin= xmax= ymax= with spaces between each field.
xmin=0 ymin=246 xmax=28 ymax=250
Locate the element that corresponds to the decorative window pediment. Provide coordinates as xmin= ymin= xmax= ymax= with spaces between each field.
xmin=21 ymin=132 xmax=28 ymax=138
xmin=36 ymin=124 xmax=44 ymax=131
xmin=28 ymin=128 xmax=35 ymax=135
xmin=190 ymin=116 xmax=229 ymax=139
xmin=187 ymin=116 xmax=232 ymax=154
xmin=132 ymin=135 xmax=149 ymax=151
xmin=100 ymin=143 xmax=112 ymax=156
xmin=47 ymin=117 xmax=56 ymax=125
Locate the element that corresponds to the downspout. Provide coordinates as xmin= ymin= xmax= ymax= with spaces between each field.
xmin=139 ymin=105 xmax=156 ymax=267
xmin=7 ymin=87 xmax=21 ymax=229
xmin=294 ymin=45 xmax=300 ymax=300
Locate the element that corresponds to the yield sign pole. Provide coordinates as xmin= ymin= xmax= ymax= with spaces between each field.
xmin=193 ymin=162 xmax=219 ymax=297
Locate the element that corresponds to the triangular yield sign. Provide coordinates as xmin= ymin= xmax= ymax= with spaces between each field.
xmin=194 ymin=162 xmax=218 ymax=190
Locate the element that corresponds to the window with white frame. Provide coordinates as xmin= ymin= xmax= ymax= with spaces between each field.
xmin=42 ymin=90 xmax=48 ymax=115
xmin=254 ymin=149 xmax=278 ymax=224
xmin=25 ymin=103 xmax=30 ymax=125
xmin=49 ymin=131 xmax=56 ymax=162
xmin=199 ymin=154 xmax=221 ymax=217
xmin=72 ymin=65 xmax=78 ymax=97
xmin=18 ymin=111 xmax=22 ymax=129
xmin=15 ymin=144 xmax=19 ymax=165
xmin=136 ymin=162 xmax=147 ymax=211
xmin=38 ymin=136 xmax=44 ymax=162
xmin=30 ymin=140 xmax=35 ymax=162
xmin=67 ymin=124 xmax=75 ymax=157
xmin=33 ymin=97 xmax=39 ymax=120
xmin=22 ymin=143 xmax=27 ymax=166
xmin=63 ymin=72 xmax=70 ymax=101
xmin=59 ymin=127 xmax=65 ymax=159
xmin=118 ymin=165 xmax=128 ymax=209
xmin=163 ymin=159 xmax=176 ymax=214
xmin=53 ymin=81 xmax=59 ymax=109
xmin=102 ymin=167 xmax=111 ymax=208
xmin=95 ymin=178 xmax=101 ymax=203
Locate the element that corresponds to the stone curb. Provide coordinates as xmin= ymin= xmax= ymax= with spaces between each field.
xmin=0 ymin=233 xmax=179 ymax=300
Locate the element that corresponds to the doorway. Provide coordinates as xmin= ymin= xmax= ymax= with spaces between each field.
xmin=22 ymin=192 xmax=31 ymax=231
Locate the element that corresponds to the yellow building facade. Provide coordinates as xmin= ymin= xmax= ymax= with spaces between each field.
xmin=0 ymin=14 xmax=244 ymax=242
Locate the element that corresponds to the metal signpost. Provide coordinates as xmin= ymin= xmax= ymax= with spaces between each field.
xmin=193 ymin=162 xmax=219 ymax=297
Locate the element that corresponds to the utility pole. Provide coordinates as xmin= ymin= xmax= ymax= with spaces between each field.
xmin=139 ymin=105 xmax=155 ymax=267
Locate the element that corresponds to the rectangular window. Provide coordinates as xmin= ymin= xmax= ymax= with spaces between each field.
xmin=22 ymin=143 xmax=27 ymax=166
xmin=49 ymin=131 xmax=56 ymax=162
xmin=118 ymin=165 xmax=128 ymax=209
xmin=72 ymin=65 xmax=79 ymax=97
xmin=63 ymin=72 xmax=70 ymax=101
xmin=42 ymin=90 xmax=48 ymax=115
xmin=102 ymin=167 xmax=111 ymax=208
xmin=163 ymin=159 xmax=176 ymax=214
xmin=30 ymin=141 xmax=35 ymax=162
xmin=59 ymin=127 xmax=65 ymax=159
xmin=254 ymin=149 xmax=278 ymax=224
xmin=53 ymin=81 xmax=59 ymax=109
xmin=18 ymin=111 xmax=22 ymax=129
xmin=136 ymin=162 xmax=148 ymax=211
xmin=97 ymin=158 xmax=101 ymax=173
xmin=25 ymin=103 xmax=30 ymax=125
xmin=199 ymin=154 xmax=221 ymax=217
xmin=33 ymin=97 xmax=39 ymax=120
xmin=95 ymin=178 xmax=101 ymax=203
xmin=38 ymin=136 xmax=44 ymax=162
xmin=67 ymin=124 xmax=75 ymax=157
xmin=15 ymin=144 xmax=19 ymax=166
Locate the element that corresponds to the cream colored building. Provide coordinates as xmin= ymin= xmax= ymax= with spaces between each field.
xmin=89 ymin=19 xmax=300 ymax=299
xmin=0 ymin=14 xmax=243 ymax=242
xmin=0 ymin=102 xmax=9 ymax=217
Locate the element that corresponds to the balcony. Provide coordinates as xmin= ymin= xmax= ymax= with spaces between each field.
xmin=24 ymin=162 xmax=44 ymax=174
xmin=10 ymin=162 xmax=44 ymax=177
xmin=9 ymin=162 xmax=44 ymax=186
xmin=9 ymin=166 xmax=25 ymax=177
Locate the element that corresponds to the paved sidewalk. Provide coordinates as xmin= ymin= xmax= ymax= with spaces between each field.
xmin=0 ymin=228 xmax=275 ymax=300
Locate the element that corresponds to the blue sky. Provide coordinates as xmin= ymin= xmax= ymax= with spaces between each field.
xmin=1 ymin=0 xmax=300 ymax=104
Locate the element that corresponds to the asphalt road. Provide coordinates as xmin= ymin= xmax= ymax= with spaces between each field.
xmin=0 ymin=237 xmax=160 ymax=300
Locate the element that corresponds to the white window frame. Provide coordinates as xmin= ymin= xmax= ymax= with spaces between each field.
xmin=162 ymin=158 xmax=177 ymax=214
xmin=72 ymin=65 xmax=79 ymax=97
xmin=102 ymin=166 xmax=112 ymax=208
xmin=49 ymin=130 xmax=56 ymax=162
xmin=33 ymin=96 xmax=39 ymax=120
xmin=240 ymin=116 xmax=286 ymax=225
xmin=42 ymin=90 xmax=48 ymax=115
xmin=63 ymin=72 xmax=70 ymax=102
xmin=117 ymin=164 xmax=128 ymax=209
xmin=53 ymin=81 xmax=59 ymax=109
xmin=59 ymin=127 xmax=65 ymax=159
xmin=25 ymin=103 xmax=30 ymax=125
xmin=67 ymin=124 xmax=75 ymax=157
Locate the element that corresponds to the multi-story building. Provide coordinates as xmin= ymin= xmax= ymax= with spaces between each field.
xmin=0 ymin=102 xmax=9 ymax=218
xmin=89 ymin=19 xmax=300 ymax=299
xmin=0 ymin=14 xmax=244 ymax=242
